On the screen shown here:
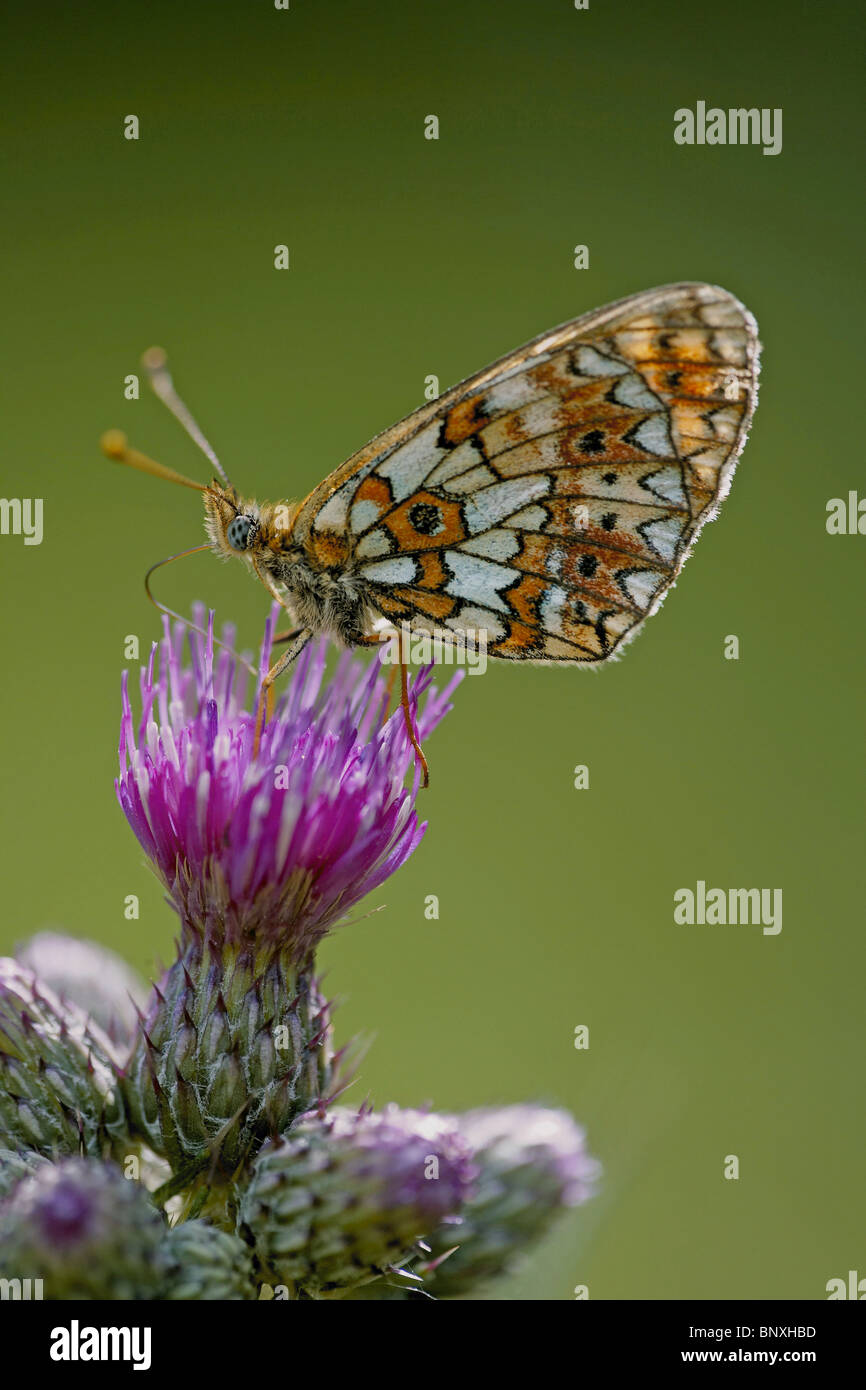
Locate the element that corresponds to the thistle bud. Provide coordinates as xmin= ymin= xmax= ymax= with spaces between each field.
xmin=0 ymin=959 xmax=127 ymax=1159
xmin=421 ymin=1105 xmax=601 ymax=1297
xmin=0 ymin=1157 xmax=165 ymax=1300
xmin=160 ymin=1219 xmax=256 ymax=1300
xmin=122 ymin=944 xmax=332 ymax=1177
xmin=238 ymin=1105 xmax=474 ymax=1295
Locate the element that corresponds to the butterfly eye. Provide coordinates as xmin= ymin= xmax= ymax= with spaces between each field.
xmin=227 ymin=515 xmax=253 ymax=551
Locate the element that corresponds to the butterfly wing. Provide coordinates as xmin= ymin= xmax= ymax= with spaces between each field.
xmin=293 ymin=283 xmax=760 ymax=662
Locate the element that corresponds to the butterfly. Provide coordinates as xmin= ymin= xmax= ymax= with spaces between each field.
xmin=102 ymin=282 xmax=760 ymax=782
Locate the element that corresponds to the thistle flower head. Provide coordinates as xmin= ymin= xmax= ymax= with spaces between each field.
xmin=117 ymin=606 xmax=460 ymax=965
xmin=0 ymin=1158 xmax=165 ymax=1300
xmin=238 ymin=1103 xmax=476 ymax=1293
xmin=421 ymin=1104 xmax=601 ymax=1297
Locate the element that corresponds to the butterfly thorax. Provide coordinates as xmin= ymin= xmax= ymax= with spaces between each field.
xmin=257 ymin=503 xmax=374 ymax=645
xmin=263 ymin=543 xmax=372 ymax=646
xmin=204 ymin=488 xmax=373 ymax=645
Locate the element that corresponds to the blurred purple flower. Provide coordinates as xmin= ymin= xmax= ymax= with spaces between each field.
xmin=15 ymin=932 xmax=148 ymax=1049
xmin=418 ymin=1104 xmax=602 ymax=1296
xmin=0 ymin=1157 xmax=165 ymax=1300
xmin=116 ymin=605 xmax=460 ymax=965
xmin=456 ymin=1104 xmax=601 ymax=1208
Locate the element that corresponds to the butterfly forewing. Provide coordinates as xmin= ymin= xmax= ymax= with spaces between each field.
xmin=293 ymin=283 xmax=759 ymax=662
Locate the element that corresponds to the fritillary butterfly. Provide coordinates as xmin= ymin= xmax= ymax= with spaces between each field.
xmin=102 ymin=282 xmax=760 ymax=780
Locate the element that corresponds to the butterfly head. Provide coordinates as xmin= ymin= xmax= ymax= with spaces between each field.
xmin=203 ymin=483 xmax=261 ymax=562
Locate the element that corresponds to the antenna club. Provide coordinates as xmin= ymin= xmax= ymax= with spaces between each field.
xmin=142 ymin=346 xmax=167 ymax=372
xmin=101 ymin=429 xmax=129 ymax=461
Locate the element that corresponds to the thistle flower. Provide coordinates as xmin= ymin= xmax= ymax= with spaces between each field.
xmin=237 ymin=1105 xmax=475 ymax=1295
xmin=0 ymin=959 xmax=126 ymax=1160
xmin=0 ymin=1157 xmax=165 ymax=1300
xmin=117 ymin=605 xmax=458 ymax=961
xmin=117 ymin=608 xmax=460 ymax=1180
xmin=420 ymin=1104 xmax=601 ymax=1297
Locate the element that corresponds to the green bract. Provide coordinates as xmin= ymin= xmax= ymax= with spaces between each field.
xmin=0 ymin=960 xmax=127 ymax=1160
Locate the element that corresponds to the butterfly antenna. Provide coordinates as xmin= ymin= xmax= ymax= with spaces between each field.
xmin=100 ymin=430 xmax=209 ymax=493
xmin=142 ymin=346 xmax=234 ymax=488
xmin=144 ymin=545 xmax=257 ymax=678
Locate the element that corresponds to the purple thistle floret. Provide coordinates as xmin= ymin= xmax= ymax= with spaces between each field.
xmin=359 ymin=1104 xmax=478 ymax=1220
xmin=33 ymin=1172 xmax=95 ymax=1248
xmin=117 ymin=605 xmax=460 ymax=965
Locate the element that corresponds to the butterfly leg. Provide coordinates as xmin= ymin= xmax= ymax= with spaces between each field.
xmin=381 ymin=662 xmax=399 ymax=726
xmin=253 ymin=628 xmax=314 ymax=757
xmin=400 ymin=655 xmax=429 ymax=789
xmin=356 ymin=633 xmax=429 ymax=787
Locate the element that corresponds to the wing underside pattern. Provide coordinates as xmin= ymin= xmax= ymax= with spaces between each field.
xmin=295 ymin=284 xmax=760 ymax=662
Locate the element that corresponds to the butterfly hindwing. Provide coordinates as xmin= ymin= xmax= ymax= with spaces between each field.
xmin=293 ymin=283 xmax=759 ymax=662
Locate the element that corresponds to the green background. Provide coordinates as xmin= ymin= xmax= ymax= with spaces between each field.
xmin=2 ymin=0 xmax=863 ymax=1299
